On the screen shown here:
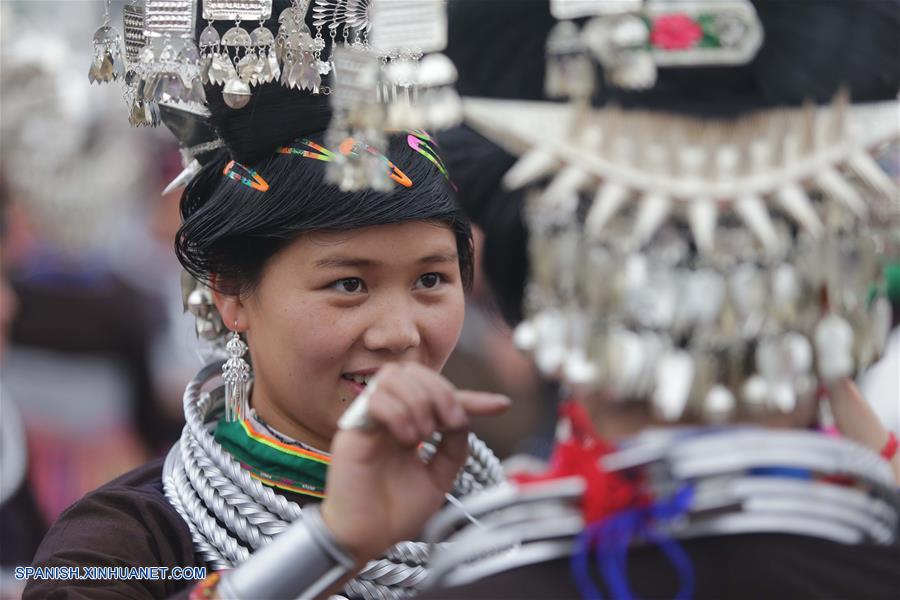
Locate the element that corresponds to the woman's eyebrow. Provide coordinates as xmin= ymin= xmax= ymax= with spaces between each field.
xmin=314 ymin=256 xmax=377 ymax=269
xmin=315 ymin=251 xmax=458 ymax=269
xmin=419 ymin=252 xmax=458 ymax=265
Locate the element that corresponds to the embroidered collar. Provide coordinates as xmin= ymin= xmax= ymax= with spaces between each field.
xmin=214 ymin=411 xmax=331 ymax=499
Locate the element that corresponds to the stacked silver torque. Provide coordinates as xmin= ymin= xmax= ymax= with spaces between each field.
xmin=163 ymin=362 xmax=505 ymax=599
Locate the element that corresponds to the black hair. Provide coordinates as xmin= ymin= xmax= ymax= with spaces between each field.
xmin=437 ymin=125 xmax=528 ymax=325
xmin=176 ymin=133 xmax=473 ymax=296
xmin=441 ymin=0 xmax=900 ymax=326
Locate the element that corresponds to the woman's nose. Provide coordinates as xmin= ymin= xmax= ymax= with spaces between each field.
xmin=362 ymin=300 xmax=422 ymax=355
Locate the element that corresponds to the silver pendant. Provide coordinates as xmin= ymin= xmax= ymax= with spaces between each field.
xmin=223 ymin=77 xmax=252 ymax=110
xmin=89 ymin=24 xmax=125 ymax=84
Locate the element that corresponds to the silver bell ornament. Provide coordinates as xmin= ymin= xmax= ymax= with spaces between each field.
xmin=223 ymin=77 xmax=252 ymax=109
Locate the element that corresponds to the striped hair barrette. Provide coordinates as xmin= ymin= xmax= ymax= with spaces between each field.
xmin=222 ymin=160 xmax=269 ymax=192
xmin=338 ymin=138 xmax=413 ymax=188
xmin=278 ymin=137 xmax=414 ymax=188
xmin=276 ymin=138 xmax=336 ymax=162
xmin=406 ymin=130 xmax=456 ymax=190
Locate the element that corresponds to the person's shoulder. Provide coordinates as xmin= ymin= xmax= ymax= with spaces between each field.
xmin=31 ymin=456 xmax=194 ymax=567
xmin=25 ymin=457 xmax=200 ymax=599
xmin=92 ymin=456 xmax=169 ymax=496
xmin=60 ymin=457 xmax=173 ymax=520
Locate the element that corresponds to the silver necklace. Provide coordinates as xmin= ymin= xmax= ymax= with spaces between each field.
xmin=163 ymin=361 xmax=505 ymax=599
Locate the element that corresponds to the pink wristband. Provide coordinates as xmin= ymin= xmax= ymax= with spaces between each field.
xmin=880 ymin=432 xmax=898 ymax=460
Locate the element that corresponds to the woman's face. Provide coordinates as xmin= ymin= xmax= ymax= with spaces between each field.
xmin=219 ymin=221 xmax=466 ymax=450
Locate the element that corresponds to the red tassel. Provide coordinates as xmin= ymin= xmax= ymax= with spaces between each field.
xmin=512 ymin=400 xmax=647 ymax=524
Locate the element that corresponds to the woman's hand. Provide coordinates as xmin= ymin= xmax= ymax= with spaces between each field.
xmin=828 ymin=378 xmax=900 ymax=484
xmin=320 ymin=362 xmax=510 ymax=564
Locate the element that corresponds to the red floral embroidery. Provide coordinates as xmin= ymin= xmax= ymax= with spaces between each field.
xmin=650 ymin=14 xmax=703 ymax=50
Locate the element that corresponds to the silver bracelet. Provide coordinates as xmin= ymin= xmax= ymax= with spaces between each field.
xmin=217 ymin=505 xmax=356 ymax=599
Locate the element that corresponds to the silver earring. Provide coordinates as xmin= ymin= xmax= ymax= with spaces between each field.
xmin=223 ymin=326 xmax=250 ymax=422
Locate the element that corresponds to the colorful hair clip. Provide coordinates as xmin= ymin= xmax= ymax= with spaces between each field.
xmin=222 ymin=160 xmax=269 ymax=192
xmin=339 ymin=138 xmax=414 ymax=188
xmin=407 ymin=130 xmax=456 ymax=189
xmin=277 ymin=136 xmax=413 ymax=188
xmin=276 ymin=138 xmax=336 ymax=162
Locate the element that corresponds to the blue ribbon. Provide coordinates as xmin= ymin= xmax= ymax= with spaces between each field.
xmin=570 ymin=485 xmax=695 ymax=600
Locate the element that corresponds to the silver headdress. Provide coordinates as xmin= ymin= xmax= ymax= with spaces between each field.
xmin=92 ymin=0 xmax=465 ymax=351
xmin=474 ymin=96 xmax=897 ymax=423
xmin=93 ymin=0 xmax=461 ymax=134
xmin=459 ymin=0 xmax=899 ymax=424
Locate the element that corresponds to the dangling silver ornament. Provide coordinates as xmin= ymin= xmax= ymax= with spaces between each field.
xmin=236 ymin=53 xmax=261 ymax=84
xmin=219 ymin=23 xmax=254 ymax=108
xmin=277 ymin=3 xmax=321 ymax=92
xmin=208 ymin=53 xmax=237 ymax=85
xmin=653 ymin=350 xmax=694 ymax=422
xmin=417 ymin=53 xmax=463 ymax=130
xmin=814 ymin=313 xmax=855 ymax=383
xmin=513 ymin=320 xmax=539 ymax=352
xmin=250 ymin=25 xmax=277 ymax=85
xmin=266 ymin=47 xmax=282 ymax=82
xmin=199 ymin=22 xmax=221 ymax=83
xmin=703 ymin=385 xmax=736 ymax=423
xmin=223 ymin=77 xmax=252 ymax=109
xmin=563 ymin=349 xmax=600 ymax=387
xmin=223 ymin=331 xmax=251 ymax=422
xmin=89 ymin=24 xmax=126 ymax=83
xmin=176 ymin=40 xmax=204 ymax=103
xmin=199 ymin=23 xmax=221 ymax=47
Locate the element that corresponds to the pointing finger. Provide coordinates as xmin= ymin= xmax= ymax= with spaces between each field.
xmin=452 ymin=391 xmax=512 ymax=419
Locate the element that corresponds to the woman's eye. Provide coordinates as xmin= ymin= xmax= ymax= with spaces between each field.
xmin=415 ymin=273 xmax=443 ymax=289
xmin=331 ymin=278 xmax=366 ymax=293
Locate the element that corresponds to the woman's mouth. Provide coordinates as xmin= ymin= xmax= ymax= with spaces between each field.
xmin=341 ymin=373 xmax=374 ymax=395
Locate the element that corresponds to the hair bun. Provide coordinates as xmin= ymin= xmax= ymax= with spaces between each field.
xmin=204 ymin=83 xmax=331 ymax=165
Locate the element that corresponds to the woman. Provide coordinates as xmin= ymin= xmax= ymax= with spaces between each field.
xmin=26 ymin=124 xmax=509 ymax=600
xmin=25 ymin=4 xmax=510 ymax=598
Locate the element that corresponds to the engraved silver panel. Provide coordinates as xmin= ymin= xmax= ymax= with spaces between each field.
xmin=330 ymin=45 xmax=379 ymax=108
xmin=369 ymin=0 xmax=446 ymax=54
xmin=550 ymin=0 xmax=641 ymax=20
xmin=145 ymin=0 xmax=196 ymax=36
xmin=123 ymin=3 xmax=147 ymax=61
xmin=202 ymin=0 xmax=273 ymax=22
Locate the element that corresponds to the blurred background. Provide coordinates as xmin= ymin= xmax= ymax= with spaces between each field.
xmin=0 ymin=3 xmax=194 ymax=594
xmin=0 ymin=2 xmax=551 ymax=596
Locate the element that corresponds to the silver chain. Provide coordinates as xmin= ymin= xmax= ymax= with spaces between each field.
xmin=164 ymin=362 xmax=504 ymax=599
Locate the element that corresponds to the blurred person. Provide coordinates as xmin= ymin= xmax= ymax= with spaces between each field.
xmin=0 ymin=178 xmax=45 ymax=600
xmin=414 ymin=1 xmax=900 ymax=598
xmin=444 ymin=226 xmax=549 ymax=459
xmin=107 ymin=143 xmax=208 ymax=445
xmin=0 ymin=7 xmax=161 ymax=525
xmin=858 ymin=155 xmax=900 ymax=436
xmin=438 ymin=118 xmax=565 ymax=461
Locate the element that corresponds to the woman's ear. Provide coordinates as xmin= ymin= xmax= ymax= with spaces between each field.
xmin=210 ymin=275 xmax=248 ymax=332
